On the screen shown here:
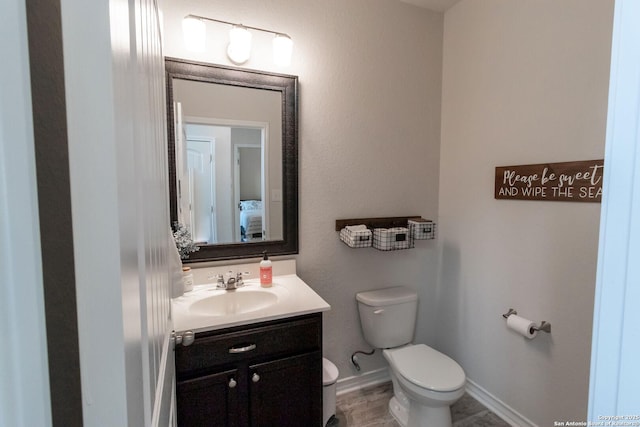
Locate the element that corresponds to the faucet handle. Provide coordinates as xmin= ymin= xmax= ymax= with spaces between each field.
xmin=215 ymin=274 xmax=226 ymax=289
xmin=235 ymin=271 xmax=250 ymax=286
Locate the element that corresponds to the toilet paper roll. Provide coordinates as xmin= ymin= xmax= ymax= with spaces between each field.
xmin=506 ymin=314 xmax=538 ymax=339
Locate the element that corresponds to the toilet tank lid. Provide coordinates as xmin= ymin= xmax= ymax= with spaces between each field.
xmin=356 ymin=286 xmax=418 ymax=307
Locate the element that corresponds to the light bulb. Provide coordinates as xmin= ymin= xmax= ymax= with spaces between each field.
xmin=273 ymin=34 xmax=293 ymax=66
xmin=227 ymin=25 xmax=252 ymax=64
xmin=182 ymin=16 xmax=206 ymax=52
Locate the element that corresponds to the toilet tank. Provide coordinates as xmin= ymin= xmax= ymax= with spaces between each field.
xmin=356 ymin=287 xmax=418 ymax=349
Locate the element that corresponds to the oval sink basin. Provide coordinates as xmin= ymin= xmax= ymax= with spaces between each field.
xmin=189 ymin=290 xmax=279 ymax=316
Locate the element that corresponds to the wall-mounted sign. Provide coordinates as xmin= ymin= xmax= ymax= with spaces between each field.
xmin=495 ymin=160 xmax=604 ymax=202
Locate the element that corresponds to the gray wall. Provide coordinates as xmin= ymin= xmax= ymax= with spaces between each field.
xmin=162 ymin=0 xmax=444 ymax=378
xmin=438 ymin=1 xmax=613 ymax=425
xmin=162 ymin=0 xmax=615 ymax=423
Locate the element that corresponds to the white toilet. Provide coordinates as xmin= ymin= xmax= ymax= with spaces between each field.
xmin=356 ymin=286 xmax=466 ymax=427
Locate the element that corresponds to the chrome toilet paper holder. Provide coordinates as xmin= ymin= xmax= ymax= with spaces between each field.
xmin=502 ymin=308 xmax=551 ymax=333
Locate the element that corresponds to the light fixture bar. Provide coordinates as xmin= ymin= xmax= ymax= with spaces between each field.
xmin=184 ymin=14 xmax=291 ymax=39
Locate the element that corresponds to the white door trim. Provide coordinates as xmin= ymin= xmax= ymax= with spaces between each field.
xmin=589 ymin=0 xmax=640 ymax=417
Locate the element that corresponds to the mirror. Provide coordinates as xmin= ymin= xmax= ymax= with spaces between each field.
xmin=165 ymin=57 xmax=298 ymax=262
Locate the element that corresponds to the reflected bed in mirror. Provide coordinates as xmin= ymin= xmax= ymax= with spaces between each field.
xmin=165 ymin=57 xmax=298 ymax=262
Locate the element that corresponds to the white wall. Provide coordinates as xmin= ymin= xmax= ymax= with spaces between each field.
xmin=162 ymin=0 xmax=444 ymax=378
xmin=438 ymin=1 xmax=613 ymax=425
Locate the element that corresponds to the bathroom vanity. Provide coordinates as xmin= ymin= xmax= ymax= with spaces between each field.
xmin=176 ymin=313 xmax=322 ymax=426
xmin=172 ymin=261 xmax=329 ymax=427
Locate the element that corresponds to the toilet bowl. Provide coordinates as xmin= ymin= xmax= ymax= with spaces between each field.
xmin=356 ymin=287 xmax=466 ymax=427
xmin=383 ymin=344 xmax=465 ymax=427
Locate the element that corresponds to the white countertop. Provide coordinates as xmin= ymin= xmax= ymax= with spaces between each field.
xmin=172 ymin=273 xmax=330 ymax=333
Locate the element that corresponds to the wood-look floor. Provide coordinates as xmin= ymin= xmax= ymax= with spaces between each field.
xmin=330 ymin=382 xmax=511 ymax=427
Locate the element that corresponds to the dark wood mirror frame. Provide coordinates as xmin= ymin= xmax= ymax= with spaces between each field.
xmin=165 ymin=57 xmax=298 ymax=262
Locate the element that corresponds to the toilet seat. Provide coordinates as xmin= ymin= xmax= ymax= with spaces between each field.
xmin=385 ymin=344 xmax=465 ymax=392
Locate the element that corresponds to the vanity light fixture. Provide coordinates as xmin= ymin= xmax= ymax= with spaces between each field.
xmin=272 ymin=33 xmax=293 ymax=66
xmin=182 ymin=16 xmax=206 ymax=52
xmin=227 ymin=25 xmax=252 ymax=64
xmin=182 ymin=14 xmax=293 ymax=66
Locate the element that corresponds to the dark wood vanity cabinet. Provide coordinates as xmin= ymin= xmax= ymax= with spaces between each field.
xmin=175 ymin=313 xmax=323 ymax=427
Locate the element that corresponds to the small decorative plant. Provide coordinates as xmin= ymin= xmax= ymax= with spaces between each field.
xmin=173 ymin=222 xmax=200 ymax=259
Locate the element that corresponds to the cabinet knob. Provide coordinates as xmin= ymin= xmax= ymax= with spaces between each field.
xmin=252 ymin=373 xmax=260 ymax=383
xmin=181 ymin=331 xmax=195 ymax=346
xmin=228 ymin=378 xmax=237 ymax=388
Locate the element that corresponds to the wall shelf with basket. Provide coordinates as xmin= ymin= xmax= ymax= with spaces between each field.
xmin=335 ymin=216 xmax=436 ymax=251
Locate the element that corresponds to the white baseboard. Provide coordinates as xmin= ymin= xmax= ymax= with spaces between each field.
xmin=336 ymin=367 xmax=391 ymax=396
xmin=465 ymin=378 xmax=538 ymax=427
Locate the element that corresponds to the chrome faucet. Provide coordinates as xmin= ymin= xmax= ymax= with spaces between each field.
xmin=214 ymin=271 xmax=248 ymax=290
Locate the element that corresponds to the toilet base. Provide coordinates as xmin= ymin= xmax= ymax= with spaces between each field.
xmin=388 ymin=396 xmax=453 ymax=427
xmin=389 ymin=396 xmax=409 ymax=426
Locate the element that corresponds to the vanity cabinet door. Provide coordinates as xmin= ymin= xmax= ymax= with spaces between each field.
xmin=177 ymin=368 xmax=241 ymax=427
xmin=248 ymin=351 xmax=322 ymax=427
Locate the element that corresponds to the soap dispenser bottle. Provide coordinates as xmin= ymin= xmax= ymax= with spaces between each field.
xmin=260 ymin=251 xmax=272 ymax=287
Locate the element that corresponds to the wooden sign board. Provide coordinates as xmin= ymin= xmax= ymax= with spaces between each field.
xmin=495 ymin=160 xmax=604 ymax=202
